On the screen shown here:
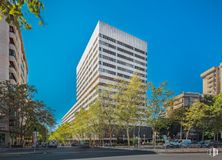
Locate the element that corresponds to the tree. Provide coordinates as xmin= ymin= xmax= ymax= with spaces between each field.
xmin=183 ymin=102 xmax=206 ymax=139
xmin=0 ymin=81 xmax=55 ymax=146
xmin=179 ymin=94 xmax=222 ymax=141
xmin=98 ymin=86 xmax=117 ymax=146
xmin=0 ymin=0 xmax=44 ymax=29
xmin=115 ymin=75 xmax=146 ymax=147
xmin=167 ymin=106 xmax=187 ymax=139
xmin=146 ymin=81 xmax=172 ymax=147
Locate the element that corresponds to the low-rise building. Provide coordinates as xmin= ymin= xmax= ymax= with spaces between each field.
xmin=170 ymin=92 xmax=201 ymax=110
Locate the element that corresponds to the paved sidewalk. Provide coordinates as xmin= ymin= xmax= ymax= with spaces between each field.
xmin=102 ymin=146 xmax=222 ymax=153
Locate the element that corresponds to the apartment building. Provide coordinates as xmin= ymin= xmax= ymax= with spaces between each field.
xmin=62 ymin=21 xmax=147 ymax=123
xmin=170 ymin=92 xmax=201 ymax=110
xmin=200 ymin=62 xmax=222 ymax=96
xmin=0 ymin=19 xmax=28 ymax=146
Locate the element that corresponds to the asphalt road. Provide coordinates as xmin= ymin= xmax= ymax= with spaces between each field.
xmin=0 ymin=147 xmax=221 ymax=160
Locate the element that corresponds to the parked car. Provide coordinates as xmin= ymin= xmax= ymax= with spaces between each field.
xmin=202 ymin=140 xmax=214 ymax=148
xmin=180 ymin=139 xmax=191 ymax=148
xmin=48 ymin=140 xmax=58 ymax=148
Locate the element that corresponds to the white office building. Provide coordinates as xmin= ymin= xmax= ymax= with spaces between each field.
xmin=62 ymin=21 xmax=147 ymax=123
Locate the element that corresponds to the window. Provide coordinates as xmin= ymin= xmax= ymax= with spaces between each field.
xmin=117 ymin=54 xmax=133 ymax=62
xmin=117 ymin=66 xmax=133 ymax=74
xmin=100 ymin=40 xmax=116 ymax=49
xmin=135 ymin=48 xmax=146 ymax=55
xmin=101 ymin=47 xmax=116 ymax=56
xmin=100 ymin=75 xmax=116 ymax=82
xmin=9 ymin=26 xmax=15 ymax=33
xmin=9 ymin=61 xmax=16 ymax=70
xmin=9 ymin=73 xmax=17 ymax=82
xmin=135 ymin=66 xmax=145 ymax=72
xmin=9 ymin=49 xmax=16 ymax=59
xmin=102 ymin=62 xmax=116 ymax=69
xmin=9 ymin=38 xmax=15 ymax=45
xmin=100 ymin=68 xmax=116 ymax=75
xmin=100 ymin=34 xmax=116 ymax=43
xmin=135 ymin=54 xmax=146 ymax=60
xmin=135 ymin=60 xmax=145 ymax=66
xmin=117 ymin=73 xmax=130 ymax=79
xmin=117 ymin=47 xmax=134 ymax=56
xmin=100 ymin=54 xmax=116 ymax=62
xmin=117 ymin=60 xmax=134 ymax=68
xmin=117 ymin=41 xmax=134 ymax=50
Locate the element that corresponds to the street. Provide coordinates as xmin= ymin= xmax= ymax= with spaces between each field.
xmin=0 ymin=147 xmax=221 ymax=160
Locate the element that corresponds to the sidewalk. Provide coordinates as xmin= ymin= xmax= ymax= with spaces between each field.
xmin=102 ymin=145 xmax=222 ymax=153
xmin=0 ymin=147 xmax=46 ymax=156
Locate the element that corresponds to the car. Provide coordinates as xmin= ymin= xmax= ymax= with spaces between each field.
xmin=202 ymin=140 xmax=214 ymax=148
xmin=180 ymin=139 xmax=191 ymax=148
xmin=48 ymin=140 xmax=58 ymax=148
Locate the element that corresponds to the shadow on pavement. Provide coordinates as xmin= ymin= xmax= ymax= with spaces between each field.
xmin=0 ymin=147 xmax=157 ymax=160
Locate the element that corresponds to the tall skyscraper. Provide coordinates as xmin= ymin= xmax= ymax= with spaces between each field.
xmin=201 ymin=62 xmax=222 ymax=96
xmin=0 ymin=19 xmax=28 ymax=146
xmin=62 ymin=21 xmax=147 ymax=123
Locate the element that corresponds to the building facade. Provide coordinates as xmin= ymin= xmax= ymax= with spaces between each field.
xmin=62 ymin=21 xmax=147 ymax=124
xmin=200 ymin=62 xmax=222 ymax=96
xmin=170 ymin=92 xmax=201 ymax=110
xmin=0 ymin=19 xmax=28 ymax=146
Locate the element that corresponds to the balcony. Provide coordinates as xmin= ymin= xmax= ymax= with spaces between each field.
xmin=9 ymin=69 xmax=18 ymax=83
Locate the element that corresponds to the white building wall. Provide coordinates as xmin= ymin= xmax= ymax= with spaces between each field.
xmin=63 ymin=21 xmax=148 ymax=123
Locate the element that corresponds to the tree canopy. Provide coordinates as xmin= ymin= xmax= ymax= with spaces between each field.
xmin=0 ymin=0 xmax=44 ymax=29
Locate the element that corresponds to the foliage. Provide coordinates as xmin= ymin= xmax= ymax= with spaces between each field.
xmin=114 ymin=75 xmax=147 ymax=146
xmin=0 ymin=81 xmax=55 ymax=145
xmin=182 ymin=94 xmax=222 ymax=140
xmin=146 ymin=81 xmax=172 ymax=146
xmin=0 ymin=0 xmax=44 ymax=29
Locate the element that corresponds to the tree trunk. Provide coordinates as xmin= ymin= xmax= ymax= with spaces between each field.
xmin=186 ymin=128 xmax=191 ymax=140
xmin=138 ymin=125 xmax=141 ymax=148
xmin=152 ymin=130 xmax=157 ymax=149
xmin=202 ymin=131 xmax=204 ymax=141
xmin=179 ymin=124 xmax=182 ymax=140
xmin=126 ymin=127 xmax=130 ymax=147
xmin=216 ymin=133 xmax=219 ymax=142
xmin=109 ymin=132 xmax=112 ymax=146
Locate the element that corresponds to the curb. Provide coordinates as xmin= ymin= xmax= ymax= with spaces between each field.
xmin=0 ymin=151 xmax=44 ymax=157
xmin=101 ymin=146 xmax=222 ymax=154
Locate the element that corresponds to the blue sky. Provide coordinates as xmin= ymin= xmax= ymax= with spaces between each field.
xmin=22 ymin=0 xmax=222 ymax=123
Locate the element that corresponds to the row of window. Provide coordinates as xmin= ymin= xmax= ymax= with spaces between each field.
xmin=77 ymin=71 xmax=98 ymax=100
xmin=99 ymin=51 xmax=146 ymax=72
xmin=99 ymin=33 xmax=146 ymax=55
xmin=100 ymin=60 xmax=146 ymax=76
xmin=77 ymin=38 xmax=98 ymax=82
xmin=100 ymin=40 xmax=146 ymax=61
xmin=99 ymin=63 xmax=146 ymax=78
xmin=77 ymin=41 xmax=98 ymax=89
xmin=100 ymin=47 xmax=146 ymax=66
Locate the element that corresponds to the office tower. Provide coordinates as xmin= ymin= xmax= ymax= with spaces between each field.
xmin=62 ymin=21 xmax=147 ymax=123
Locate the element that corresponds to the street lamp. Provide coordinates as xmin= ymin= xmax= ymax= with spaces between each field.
xmin=112 ymin=134 xmax=115 ymax=145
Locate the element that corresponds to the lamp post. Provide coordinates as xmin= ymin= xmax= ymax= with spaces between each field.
xmin=33 ymin=128 xmax=38 ymax=152
xmin=143 ymin=134 xmax=146 ymax=146
xmin=112 ymin=134 xmax=115 ymax=146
